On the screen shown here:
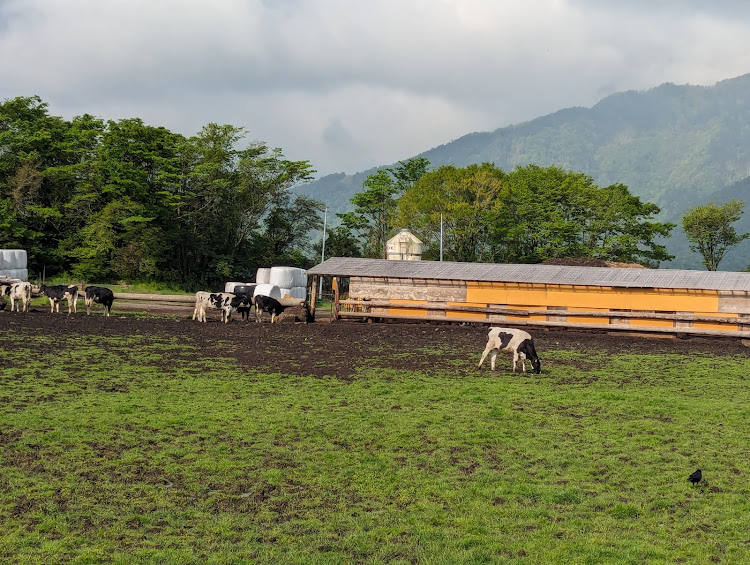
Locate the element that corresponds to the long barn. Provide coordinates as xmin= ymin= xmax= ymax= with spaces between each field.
xmin=307 ymin=258 xmax=750 ymax=337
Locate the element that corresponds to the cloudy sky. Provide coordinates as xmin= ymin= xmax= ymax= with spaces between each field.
xmin=3 ymin=0 xmax=750 ymax=177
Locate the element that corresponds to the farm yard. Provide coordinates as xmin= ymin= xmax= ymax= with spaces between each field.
xmin=1 ymin=311 xmax=750 ymax=563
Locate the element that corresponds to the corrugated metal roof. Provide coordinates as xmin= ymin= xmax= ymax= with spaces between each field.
xmin=306 ymin=258 xmax=750 ymax=292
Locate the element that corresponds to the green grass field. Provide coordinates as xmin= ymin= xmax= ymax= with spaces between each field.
xmin=1 ymin=321 xmax=749 ymax=564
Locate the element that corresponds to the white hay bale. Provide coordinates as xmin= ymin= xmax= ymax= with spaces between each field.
xmin=279 ymin=287 xmax=307 ymax=300
xmin=269 ymin=266 xmax=296 ymax=288
xmin=224 ymin=281 xmax=242 ymax=293
xmin=0 ymin=269 xmax=28 ymax=282
xmin=253 ymin=283 xmax=281 ymax=300
xmin=13 ymin=250 xmax=28 ymax=270
xmin=0 ymin=250 xmax=27 ymax=270
xmin=256 ymin=268 xmax=271 ymax=285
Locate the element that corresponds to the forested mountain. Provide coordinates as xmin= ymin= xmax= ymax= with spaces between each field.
xmin=296 ymin=73 xmax=750 ymax=269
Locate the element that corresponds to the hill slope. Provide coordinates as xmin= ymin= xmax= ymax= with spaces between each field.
xmin=296 ymin=73 xmax=750 ymax=269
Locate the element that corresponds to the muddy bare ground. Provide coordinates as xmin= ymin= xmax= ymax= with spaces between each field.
xmin=2 ymin=306 xmax=748 ymax=379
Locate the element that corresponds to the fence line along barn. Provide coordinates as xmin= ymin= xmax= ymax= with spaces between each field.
xmin=307 ymin=258 xmax=750 ymax=337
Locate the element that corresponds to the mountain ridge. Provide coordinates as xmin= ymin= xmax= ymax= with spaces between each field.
xmin=296 ymin=73 xmax=750 ymax=269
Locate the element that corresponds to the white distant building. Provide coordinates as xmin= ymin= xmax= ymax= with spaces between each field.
xmin=386 ymin=229 xmax=423 ymax=261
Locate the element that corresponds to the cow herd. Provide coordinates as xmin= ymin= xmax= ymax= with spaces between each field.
xmin=0 ymin=282 xmax=116 ymax=317
xmin=0 ymin=281 xmax=309 ymax=324
xmin=192 ymin=289 xmax=313 ymax=324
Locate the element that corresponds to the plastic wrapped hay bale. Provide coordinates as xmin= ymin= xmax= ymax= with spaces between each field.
xmin=224 ymin=282 xmax=242 ymax=293
xmin=278 ymin=287 xmax=306 ymax=300
xmin=253 ymin=284 xmax=281 ymax=300
xmin=256 ymin=268 xmax=271 ymax=285
xmin=13 ymin=250 xmax=28 ymax=270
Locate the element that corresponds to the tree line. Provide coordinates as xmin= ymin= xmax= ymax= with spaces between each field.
xmin=3 ymin=96 xmax=746 ymax=290
xmin=329 ymin=158 xmax=748 ymax=271
xmin=0 ymin=96 xmax=323 ymax=289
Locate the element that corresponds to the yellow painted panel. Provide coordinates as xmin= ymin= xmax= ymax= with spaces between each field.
xmin=466 ymin=282 xmax=720 ymax=312
xmin=695 ymin=311 xmax=738 ymax=318
xmin=389 ymin=308 xmax=428 ymax=317
xmin=389 ymin=299 xmax=427 ymax=317
xmin=694 ymin=321 xmax=738 ymax=332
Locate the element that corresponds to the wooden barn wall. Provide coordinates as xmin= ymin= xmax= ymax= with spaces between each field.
xmin=346 ymin=276 xmax=750 ymax=333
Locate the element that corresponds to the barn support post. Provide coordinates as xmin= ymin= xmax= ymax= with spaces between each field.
xmin=310 ymin=274 xmax=319 ymax=318
xmin=333 ymin=276 xmax=340 ymax=321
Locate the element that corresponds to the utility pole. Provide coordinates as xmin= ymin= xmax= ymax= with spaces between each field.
xmin=319 ymin=207 xmax=327 ymax=296
xmin=440 ymin=213 xmax=443 ymax=261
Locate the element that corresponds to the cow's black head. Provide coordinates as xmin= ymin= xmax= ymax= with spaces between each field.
xmin=532 ymin=358 xmax=541 ymax=374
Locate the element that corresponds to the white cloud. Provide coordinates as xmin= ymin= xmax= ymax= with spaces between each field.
xmin=2 ymin=0 xmax=750 ymax=175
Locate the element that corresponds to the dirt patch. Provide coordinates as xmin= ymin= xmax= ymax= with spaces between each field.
xmin=1 ymin=309 xmax=747 ymax=379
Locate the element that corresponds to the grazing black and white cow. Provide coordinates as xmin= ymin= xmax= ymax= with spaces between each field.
xmin=4 ymin=281 xmax=33 ymax=313
xmin=254 ymin=294 xmax=286 ymax=323
xmin=478 ymin=327 xmax=541 ymax=374
xmin=209 ymin=292 xmax=251 ymax=324
xmin=84 ymin=286 xmax=115 ymax=316
xmin=41 ymin=284 xmax=79 ymax=314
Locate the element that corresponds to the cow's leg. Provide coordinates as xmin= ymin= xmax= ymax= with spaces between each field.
xmin=478 ymin=344 xmax=494 ymax=368
xmin=512 ymin=351 xmax=520 ymax=373
xmin=490 ymin=349 xmax=498 ymax=371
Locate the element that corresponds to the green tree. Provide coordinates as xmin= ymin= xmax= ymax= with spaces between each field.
xmin=394 ymin=163 xmax=504 ymax=262
xmin=65 ymin=118 xmax=182 ymax=281
xmin=496 ymin=165 xmax=674 ymax=265
xmin=393 ymin=163 xmax=673 ymax=265
xmin=312 ymin=225 xmax=362 ymax=259
xmin=0 ymin=96 xmax=105 ymax=275
xmin=252 ymin=193 xmax=324 ymax=268
xmin=0 ymin=96 xmax=319 ymax=287
xmin=681 ymin=200 xmax=749 ymax=271
xmin=339 ymin=158 xmax=429 ymax=258
xmin=161 ymin=125 xmax=315 ymax=285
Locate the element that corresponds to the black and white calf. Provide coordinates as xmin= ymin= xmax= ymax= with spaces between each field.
xmin=234 ymin=292 xmax=255 ymax=321
xmin=2 ymin=282 xmax=32 ymax=313
xmin=192 ymin=291 xmax=213 ymax=322
xmin=478 ymin=327 xmax=541 ymax=373
xmin=41 ymin=284 xmax=79 ymax=314
xmin=209 ymin=292 xmax=251 ymax=324
xmin=84 ymin=286 xmax=115 ymax=316
xmin=254 ymin=294 xmax=286 ymax=323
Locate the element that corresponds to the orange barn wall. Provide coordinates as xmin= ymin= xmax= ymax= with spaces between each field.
xmin=363 ymin=279 xmax=739 ymax=332
xmin=467 ymin=282 xmax=720 ymax=313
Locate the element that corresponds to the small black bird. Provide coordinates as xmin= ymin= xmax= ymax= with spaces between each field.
xmin=688 ymin=469 xmax=702 ymax=485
